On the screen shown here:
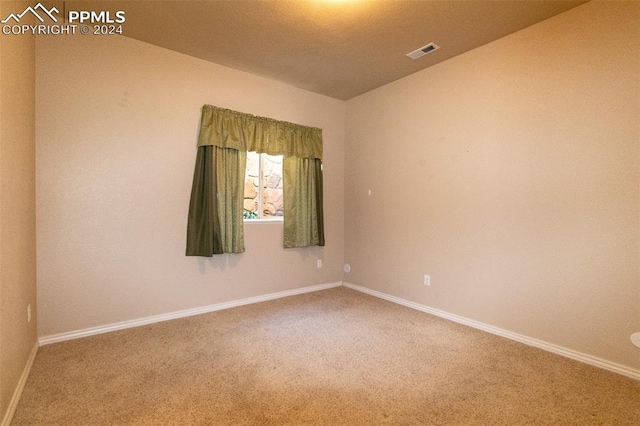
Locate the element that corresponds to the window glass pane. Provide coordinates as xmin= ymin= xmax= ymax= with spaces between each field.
xmin=262 ymin=154 xmax=283 ymax=217
xmin=244 ymin=153 xmax=284 ymax=220
xmin=243 ymin=151 xmax=259 ymax=219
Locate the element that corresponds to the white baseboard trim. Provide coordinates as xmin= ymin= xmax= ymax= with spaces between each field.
xmin=39 ymin=282 xmax=342 ymax=346
xmin=343 ymin=281 xmax=640 ymax=381
xmin=1 ymin=341 xmax=38 ymax=426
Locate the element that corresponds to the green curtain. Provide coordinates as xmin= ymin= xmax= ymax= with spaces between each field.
xmin=283 ymin=157 xmax=325 ymax=248
xmin=187 ymin=105 xmax=324 ymax=256
xmin=198 ymin=105 xmax=323 ymax=160
xmin=216 ymin=147 xmax=246 ymax=253
xmin=186 ymin=146 xmax=220 ymax=256
xmin=186 ymin=145 xmax=246 ymax=256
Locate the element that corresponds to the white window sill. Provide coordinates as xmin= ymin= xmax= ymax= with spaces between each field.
xmin=244 ymin=218 xmax=284 ymax=224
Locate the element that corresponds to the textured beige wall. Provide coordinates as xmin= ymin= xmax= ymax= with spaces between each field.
xmin=345 ymin=1 xmax=640 ymax=369
xmin=36 ymin=34 xmax=345 ymax=337
xmin=0 ymin=1 xmax=38 ymax=420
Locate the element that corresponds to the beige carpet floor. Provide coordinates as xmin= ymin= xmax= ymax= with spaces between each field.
xmin=13 ymin=287 xmax=640 ymax=425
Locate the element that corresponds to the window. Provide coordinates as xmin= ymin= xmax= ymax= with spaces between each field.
xmin=187 ymin=105 xmax=324 ymax=256
xmin=243 ymin=152 xmax=284 ymax=220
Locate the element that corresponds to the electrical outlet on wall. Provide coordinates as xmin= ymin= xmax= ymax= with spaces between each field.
xmin=317 ymin=259 xmax=323 ymax=269
xmin=27 ymin=304 xmax=32 ymax=323
xmin=424 ymin=275 xmax=431 ymax=286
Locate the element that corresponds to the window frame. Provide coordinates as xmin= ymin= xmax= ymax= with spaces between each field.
xmin=243 ymin=152 xmax=284 ymax=223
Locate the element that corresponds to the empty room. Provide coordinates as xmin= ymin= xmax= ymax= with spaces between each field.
xmin=1 ymin=0 xmax=639 ymax=424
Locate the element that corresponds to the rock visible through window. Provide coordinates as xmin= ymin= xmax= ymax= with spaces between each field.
xmin=244 ymin=152 xmax=283 ymax=220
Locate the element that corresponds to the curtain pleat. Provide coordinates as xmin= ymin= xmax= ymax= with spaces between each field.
xmin=186 ymin=146 xmax=246 ymax=256
xmin=186 ymin=146 xmax=221 ymax=256
xmin=314 ymin=159 xmax=325 ymax=247
xmin=283 ymin=157 xmax=325 ymax=248
xmin=216 ymin=147 xmax=246 ymax=253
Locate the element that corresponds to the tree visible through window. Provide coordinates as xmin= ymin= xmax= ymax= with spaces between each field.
xmin=243 ymin=152 xmax=284 ymax=220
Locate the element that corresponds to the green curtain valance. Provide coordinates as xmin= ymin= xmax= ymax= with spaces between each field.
xmin=198 ymin=105 xmax=323 ymax=160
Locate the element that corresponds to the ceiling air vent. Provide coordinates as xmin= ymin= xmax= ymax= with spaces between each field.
xmin=407 ymin=43 xmax=440 ymax=60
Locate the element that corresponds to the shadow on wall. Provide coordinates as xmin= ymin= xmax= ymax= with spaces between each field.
xmin=194 ymin=240 xmax=324 ymax=274
xmin=197 ymin=254 xmax=243 ymax=273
